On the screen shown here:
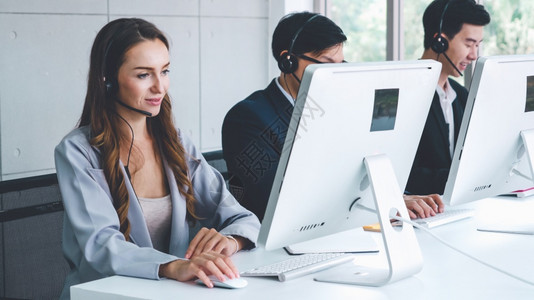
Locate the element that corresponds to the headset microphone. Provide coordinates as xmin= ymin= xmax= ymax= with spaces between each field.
xmin=105 ymin=79 xmax=153 ymax=116
xmin=115 ymin=99 xmax=153 ymax=117
xmin=442 ymin=51 xmax=463 ymax=77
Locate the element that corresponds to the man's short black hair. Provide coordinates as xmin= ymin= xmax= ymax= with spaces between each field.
xmin=272 ymin=12 xmax=347 ymax=62
xmin=423 ymin=0 xmax=490 ymax=49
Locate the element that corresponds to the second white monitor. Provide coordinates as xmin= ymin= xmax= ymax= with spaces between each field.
xmin=259 ymin=60 xmax=441 ymax=250
xmin=443 ymin=54 xmax=534 ymax=205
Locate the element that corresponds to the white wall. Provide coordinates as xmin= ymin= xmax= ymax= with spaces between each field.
xmin=0 ymin=0 xmax=282 ymax=180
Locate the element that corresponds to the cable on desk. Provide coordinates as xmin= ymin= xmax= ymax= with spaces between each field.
xmin=391 ymin=215 xmax=534 ymax=287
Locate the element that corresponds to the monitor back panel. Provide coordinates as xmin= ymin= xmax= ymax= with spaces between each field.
xmin=444 ymin=55 xmax=534 ymax=205
xmin=259 ymin=60 xmax=441 ymax=250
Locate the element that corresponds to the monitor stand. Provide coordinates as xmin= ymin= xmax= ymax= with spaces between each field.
xmin=314 ymin=153 xmax=423 ymax=286
xmin=507 ymin=128 xmax=534 ymax=187
xmin=521 ymin=128 xmax=534 ymax=179
xmin=477 ymin=129 xmax=534 ymax=235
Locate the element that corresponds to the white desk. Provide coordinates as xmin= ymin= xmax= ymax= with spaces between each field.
xmin=71 ymin=197 xmax=534 ymax=300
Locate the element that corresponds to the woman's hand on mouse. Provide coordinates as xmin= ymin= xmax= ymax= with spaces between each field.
xmin=159 ymin=251 xmax=239 ymax=288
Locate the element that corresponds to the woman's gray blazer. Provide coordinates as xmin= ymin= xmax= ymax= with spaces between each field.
xmin=54 ymin=126 xmax=260 ymax=299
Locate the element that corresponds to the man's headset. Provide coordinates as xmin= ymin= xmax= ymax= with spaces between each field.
xmin=278 ymin=14 xmax=320 ymax=74
xmin=431 ymin=1 xmax=451 ymax=54
xmin=430 ymin=0 xmax=463 ymax=76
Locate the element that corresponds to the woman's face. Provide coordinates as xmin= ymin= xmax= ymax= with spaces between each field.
xmin=116 ymin=39 xmax=170 ymax=118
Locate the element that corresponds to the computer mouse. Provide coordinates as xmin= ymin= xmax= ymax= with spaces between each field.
xmin=195 ymin=275 xmax=248 ymax=289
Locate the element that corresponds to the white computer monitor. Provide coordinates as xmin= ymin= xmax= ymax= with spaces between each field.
xmin=258 ymin=60 xmax=441 ymax=286
xmin=443 ymin=55 xmax=534 ymax=206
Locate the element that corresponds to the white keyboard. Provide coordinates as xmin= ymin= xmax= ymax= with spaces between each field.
xmin=240 ymin=253 xmax=354 ymax=281
xmin=414 ymin=208 xmax=475 ymax=229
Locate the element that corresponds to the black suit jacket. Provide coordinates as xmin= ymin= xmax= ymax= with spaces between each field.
xmin=222 ymin=79 xmax=293 ymax=220
xmin=406 ymin=79 xmax=468 ymax=195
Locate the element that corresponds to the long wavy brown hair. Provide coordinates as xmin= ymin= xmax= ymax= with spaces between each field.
xmin=79 ymin=18 xmax=198 ymax=240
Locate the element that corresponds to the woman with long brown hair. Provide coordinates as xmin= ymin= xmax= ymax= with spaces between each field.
xmin=55 ymin=18 xmax=260 ymax=299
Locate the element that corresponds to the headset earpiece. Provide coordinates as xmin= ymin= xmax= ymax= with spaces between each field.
xmin=278 ymin=52 xmax=299 ymax=74
xmin=103 ymin=37 xmax=117 ymax=95
xmin=431 ymin=33 xmax=449 ymax=54
xmin=431 ymin=1 xmax=451 ymax=54
xmin=277 ymin=14 xmax=320 ymax=74
xmin=105 ymin=80 xmax=113 ymax=93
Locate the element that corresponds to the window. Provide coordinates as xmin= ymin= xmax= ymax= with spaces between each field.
xmin=327 ymin=0 xmax=387 ymax=62
xmin=323 ymin=0 xmax=534 ymax=87
xmin=482 ymin=1 xmax=534 ymax=55
xmin=326 ymin=0 xmax=534 ymax=60
xmin=403 ymin=0 xmax=427 ymax=60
